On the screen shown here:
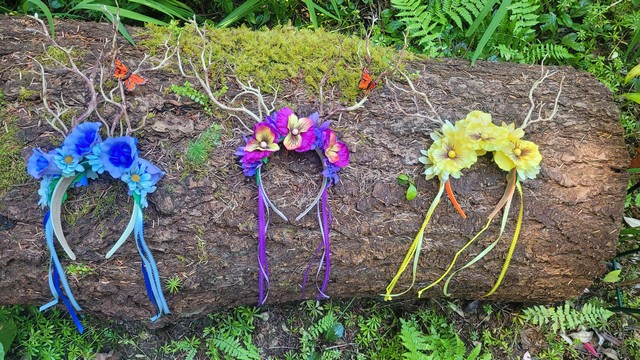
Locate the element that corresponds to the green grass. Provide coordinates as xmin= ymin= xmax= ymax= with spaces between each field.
xmin=0 ymin=106 xmax=28 ymax=197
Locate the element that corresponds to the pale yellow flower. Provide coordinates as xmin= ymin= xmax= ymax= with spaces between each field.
xmin=494 ymin=140 xmax=542 ymax=180
xmin=501 ymin=122 xmax=525 ymax=142
xmin=422 ymin=134 xmax=477 ymax=181
xmin=465 ymin=115 xmax=510 ymax=152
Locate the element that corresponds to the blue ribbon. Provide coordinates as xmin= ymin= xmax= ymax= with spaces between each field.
xmin=39 ymin=211 xmax=84 ymax=333
xmin=133 ymin=202 xmax=170 ymax=321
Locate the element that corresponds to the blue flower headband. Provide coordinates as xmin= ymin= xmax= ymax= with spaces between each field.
xmin=27 ymin=122 xmax=170 ymax=333
xmin=236 ymin=107 xmax=350 ymax=305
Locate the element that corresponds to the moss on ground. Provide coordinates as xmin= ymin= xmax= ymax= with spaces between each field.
xmin=142 ymin=24 xmax=411 ymax=102
xmin=0 ymin=107 xmax=28 ymax=196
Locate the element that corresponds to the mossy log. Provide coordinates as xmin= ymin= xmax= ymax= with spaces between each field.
xmin=0 ymin=16 xmax=628 ymax=322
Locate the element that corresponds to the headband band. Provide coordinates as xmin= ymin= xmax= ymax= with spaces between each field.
xmin=27 ymin=122 xmax=170 ymax=332
xmin=236 ymin=107 xmax=350 ymax=305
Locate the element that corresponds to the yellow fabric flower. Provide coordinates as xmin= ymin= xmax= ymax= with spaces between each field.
xmin=464 ymin=112 xmax=510 ymax=152
xmin=501 ymin=122 xmax=525 ymax=142
xmin=421 ymin=133 xmax=477 ymax=181
xmin=494 ymin=140 xmax=542 ymax=180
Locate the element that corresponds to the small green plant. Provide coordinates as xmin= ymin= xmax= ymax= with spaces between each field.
xmin=166 ymin=276 xmax=183 ymax=294
xmin=170 ymin=81 xmax=215 ymax=115
xmin=66 ymin=263 xmax=95 ymax=277
xmin=521 ymin=300 xmax=614 ymax=333
xmin=299 ymin=312 xmax=343 ymax=359
xmin=623 ymin=63 xmax=640 ymax=105
xmin=203 ymin=306 xmax=260 ymax=359
xmin=185 ymin=123 xmax=224 ymax=170
xmin=397 ymin=174 xmax=417 ymax=200
xmin=399 ymin=318 xmax=490 ymax=360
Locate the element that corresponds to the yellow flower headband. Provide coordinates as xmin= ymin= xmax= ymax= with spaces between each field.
xmin=385 ymin=110 xmax=542 ymax=300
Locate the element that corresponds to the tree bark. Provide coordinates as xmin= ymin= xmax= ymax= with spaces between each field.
xmin=0 ymin=16 xmax=628 ymax=322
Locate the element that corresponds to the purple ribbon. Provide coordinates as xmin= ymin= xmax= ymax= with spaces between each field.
xmin=301 ymin=186 xmax=332 ymax=299
xmin=257 ymin=178 xmax=270 ymax=305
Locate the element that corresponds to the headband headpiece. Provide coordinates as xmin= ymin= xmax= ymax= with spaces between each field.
xmin=27 ymin=122 xmax=170 ymax=332
xmin=385 ymin=110 xmax=542 ymax=299
xmin=236 ymin=107 xmax=350 ymax=305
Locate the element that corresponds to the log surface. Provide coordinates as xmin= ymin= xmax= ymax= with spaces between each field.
xmin=0 ymin=16 xmax=628 ymax=321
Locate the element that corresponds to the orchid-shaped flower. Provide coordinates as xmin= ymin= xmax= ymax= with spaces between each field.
xmin=494 ymin=140 xmax=542 ymax=180
xmin=99 ymin=136 xmax=138 ymax=178
xmin=62 ymin=122 xmax=102 ymax=158
xmin=243 ymin=122 xmax=280 ymax=163
xmin=27 ymin=148 xmax=62 ymax=179
xmin=323 ymin=129 xmax=349 ymax=168
xmin=276 ymin=107 xmax=317 ymax=152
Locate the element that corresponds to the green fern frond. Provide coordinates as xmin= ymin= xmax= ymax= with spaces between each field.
xmin=524 ymin=43 xmax=573 ymax=63
xmin=211 ymin=335 xmax=260 ymax=360
xmin=522 ymin=301 xmax=614 ymax=333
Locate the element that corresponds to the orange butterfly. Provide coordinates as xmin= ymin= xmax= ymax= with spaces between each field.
xmin=358 ymin=67 xmax=376 ymax=92
xmin=113 ymin=58 xmax=147 ymax=92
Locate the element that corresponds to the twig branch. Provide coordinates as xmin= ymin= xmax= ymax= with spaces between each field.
xmin=520 ymin=64 xmax=564 ymax=130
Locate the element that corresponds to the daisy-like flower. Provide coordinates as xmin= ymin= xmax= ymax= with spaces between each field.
xmin=494 ymin=139 xmax=542 ymax=180
xmin=243 ymin=122 xmax=280 ymax=164
xmin=86 ymin=143 xmax=105 ymax=174
xmin=464 ymin=111 xmax=509 ymax=152
xmin=276 ymin=107 xmax=316 ymax=152
xmin=122 ymin=162 xmax=157 ymax=208
xmin=422 ymin=134 xmax=477 ymax=181
xmin=53 ymin=148 xmax=84 ymax=177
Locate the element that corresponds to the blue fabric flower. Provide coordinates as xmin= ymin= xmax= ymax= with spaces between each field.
xmin=27 ymin=148 xmax=62 ymax=179
xmin=37 ymin=176 xmax=53 ymax=208
xmin=138 ymin=158 xmax=164 ymax=185
xmin=122 ymin=162 xmax=156 ymax=208
xmin=100 ymin=136 xmax=138 ymax=178
xmin=53 ymin=149 xmax=84 ymax=177
xmin=322 ymin=160 xmax=341 ymax=186
xmin=62 ymin=122 xmax=102 ymax=158
xmin=86 ymin=143 xmax=105 ymax=174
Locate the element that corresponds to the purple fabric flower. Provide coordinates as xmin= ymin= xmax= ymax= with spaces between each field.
xmin=100 ymin=136 xmax=138 ymax=178
xmin=62 ymin=122 xmax=102 ymax=158
xmin=323 ymin=129 xmax=349 ymax=168
xmin=275 ymin=108 xmax=316 ymax=152
xmin=27 ymin=148 xmax=62 ymax=179
xmin=242 ymin=122 xmax=280 ymax=164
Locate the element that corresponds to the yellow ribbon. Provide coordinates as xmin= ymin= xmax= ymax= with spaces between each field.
xmin=384 ymin=181 xmax=445 ymax=300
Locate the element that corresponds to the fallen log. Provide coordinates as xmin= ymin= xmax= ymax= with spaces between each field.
xmin=0 ymin=16 xmax=628 ymax=322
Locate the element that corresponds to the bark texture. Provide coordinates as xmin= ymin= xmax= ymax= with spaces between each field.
xmin=0 ymin=16 xmax=628 ymax=322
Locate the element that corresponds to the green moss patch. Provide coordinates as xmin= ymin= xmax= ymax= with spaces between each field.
xmin=0 ymin=109 xmax=28 ymax=196
xmin=142 ymin=24 xmax=409 ymax=102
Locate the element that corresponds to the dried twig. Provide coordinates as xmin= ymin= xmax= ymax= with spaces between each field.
xmin=519 ymin=65 xmax=564 ymax=130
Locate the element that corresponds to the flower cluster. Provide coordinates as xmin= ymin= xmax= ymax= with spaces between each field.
xmin=236 ymin=107 xmax=350 ymax=184
xmin=419 ymin=111 xmax=542 ymax=181
xmin=27 ymin=122 xmax=164 ymax=208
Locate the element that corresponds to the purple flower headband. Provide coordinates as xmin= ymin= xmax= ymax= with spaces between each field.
xmin=236 ymin=107 xmax=350 ymax=305
xmin=27 ymin=122 xmax=169 ymax=333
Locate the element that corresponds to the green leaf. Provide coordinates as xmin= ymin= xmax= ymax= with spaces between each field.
xmin=0 ymin=319 xmax=17 ymax=356
xmin=397 ymin=174 xmax=410 ymax=184
xmin=603 ymin=269 xmax=621 ymax=283
xmin=465 ymin=0 xmax=497 ymax=37
xmin=406 ymin=183 xmax=417 ymax=201
xmin=216 ymin=0 xmax=263 ymax=28
xmin=26 ymin=0 xmax=55 ymax=38
xmin=128 ymin=0 xmax=195 ymax=21
xmin=70 ymin=1 xmax=168 ymax=26
xmin=470 ymin=0 xmax=512 ymax=66
xmin=625 ymin=64 xmax=640 ymax=84
xmin=622 ymin=92 xmax=640 ymax=105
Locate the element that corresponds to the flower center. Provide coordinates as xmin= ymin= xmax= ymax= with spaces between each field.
xmin=64 ymin=156 xmax=74 ymax=164
xmin=260 ymin=141 xmax=268 ymax=149
xmin=131 ymin=174 xmax=141 ymax=183
xmin=447 ymin=150 xmax=457 ymax=159
xmin=513 ymin=148 xmax=522 ymax=157
xmin=291 ymin=128 xmax=300 ymax=136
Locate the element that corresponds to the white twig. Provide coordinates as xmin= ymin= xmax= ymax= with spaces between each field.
xmin=520 ymin=65 xmax=564 ymax=130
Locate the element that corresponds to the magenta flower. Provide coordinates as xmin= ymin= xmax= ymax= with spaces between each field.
xmin=276 ymin=107 xmax=316 ymax=152
xmin=242 ymin=122 xmax=280 ymax=164
xmin=323 ymin=129 xmax=349 ymax=168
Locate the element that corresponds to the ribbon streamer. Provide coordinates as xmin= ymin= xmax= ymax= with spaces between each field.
xmin=384 ymin=182 xmax=445 ymax=300
xmin=256 ymin=173 xmax=271 ymax=305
